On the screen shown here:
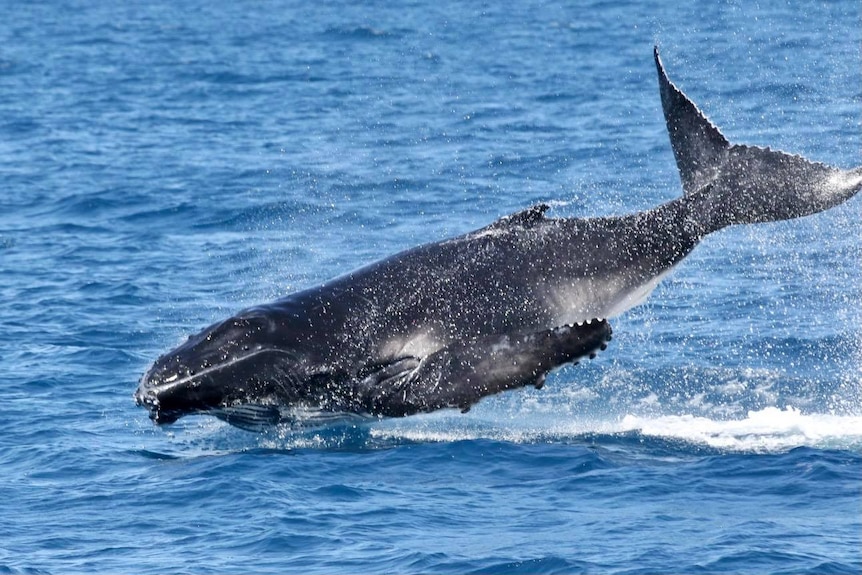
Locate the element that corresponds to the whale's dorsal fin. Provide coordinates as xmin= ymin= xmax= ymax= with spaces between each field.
xmin=487 ymin=203 xmax=549 ymax=231
xmin=654 ymin=47 xmax=730 ymax=196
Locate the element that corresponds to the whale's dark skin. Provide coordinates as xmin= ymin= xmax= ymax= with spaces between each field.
xmin=135 ymin=48 xmax=862 ymax=431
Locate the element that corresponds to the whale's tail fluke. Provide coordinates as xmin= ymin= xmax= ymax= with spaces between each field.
xmin=654 ymin=46 xmax=862 ymax=234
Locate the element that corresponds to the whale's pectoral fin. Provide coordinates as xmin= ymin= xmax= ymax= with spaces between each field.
xmin=654 ymin=46 xmax=862 ymax=232
xmin=359 ymin=320 xmax=612 ymax=418
xmin=355 ymin=357 xmax=422 ymax=389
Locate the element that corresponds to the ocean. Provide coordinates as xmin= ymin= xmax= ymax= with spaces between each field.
xmin=1 ymin=1 xmax=860 ymax=573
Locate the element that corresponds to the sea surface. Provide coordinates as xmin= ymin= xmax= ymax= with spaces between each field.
xmin=1 ymin=1 xmax=860 ymax=573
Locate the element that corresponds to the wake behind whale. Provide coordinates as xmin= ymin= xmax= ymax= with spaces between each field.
xmin=135 ymin=48 xmax=862 ymax=432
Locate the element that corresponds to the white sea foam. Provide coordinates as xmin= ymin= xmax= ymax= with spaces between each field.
xmin=366 ymin=406 xmax=862 ymax=453
xmin=611 ymin=407 xmax=862 ymax=452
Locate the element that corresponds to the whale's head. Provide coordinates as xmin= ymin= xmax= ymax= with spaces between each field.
xmin=135 ymin=306 xmax=310 ymax=428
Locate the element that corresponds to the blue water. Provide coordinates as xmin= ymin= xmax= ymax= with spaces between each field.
xmin=2 ymin=1 xmax=860 ymax=573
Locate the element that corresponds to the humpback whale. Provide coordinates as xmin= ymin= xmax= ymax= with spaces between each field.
xmin=135 ymin=48 xmax=862 ymax=431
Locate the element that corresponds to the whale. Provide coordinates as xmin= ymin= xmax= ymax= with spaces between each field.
xmin=135 ymin=48 xmax=862 ymax=431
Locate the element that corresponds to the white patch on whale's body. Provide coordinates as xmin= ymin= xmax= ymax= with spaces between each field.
xmin=548 ymin=267 xmax=676 ymax=326
xmin=604 ymin=268 xmax=676 ymax=318
xmin=382 ymin=330 xmax=442 ymax=360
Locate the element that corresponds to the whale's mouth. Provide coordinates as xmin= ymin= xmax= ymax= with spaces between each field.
xmin=134 ymin=347 xmax=293 ymax=425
